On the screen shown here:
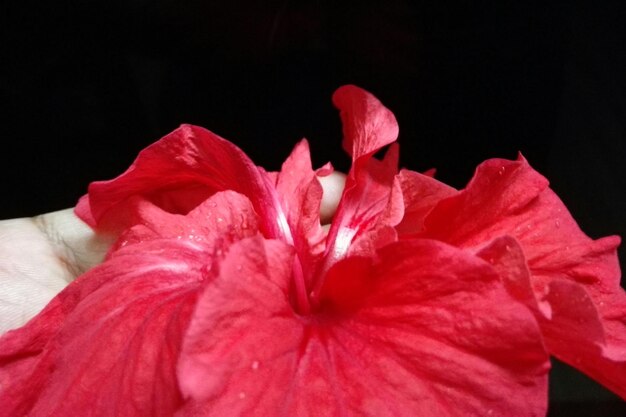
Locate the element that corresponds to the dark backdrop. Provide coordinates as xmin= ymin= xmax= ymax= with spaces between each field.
xmin=1 ymin=1 xmax=625 ymax=414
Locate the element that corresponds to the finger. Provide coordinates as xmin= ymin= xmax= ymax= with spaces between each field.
xmin=318 ymin=171 xmax=346 ymax=224
xmin=33 ymin=209 xmax=116 ymax=276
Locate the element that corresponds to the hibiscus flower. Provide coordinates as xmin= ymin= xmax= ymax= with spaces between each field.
xmin=0 ymin=85 xmax=622 ymax=416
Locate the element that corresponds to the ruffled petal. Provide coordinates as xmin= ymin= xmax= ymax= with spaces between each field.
xmin=420 ymin=156 xmax=626 ymax=398
xmin=75 ymin=124 xmax=289 ymax=242
xmin=0 ymin=239 xmax=206 ymax=416
xmin=275 ymin=140 xmax=328 ymax=284
xmin=322 ymin=84 xmax=404 ymax=266
xmin=395 ymin=168 xmax=457 ymax=236
xmin=477 ymin=235 xmax=626 ymax=399
xmin=177 ymin=237 xmax=549 ymax=417
xmin=332 ymin=85 xmax=399 ymax=160
xmin=0 ymin=195 xmax=259 ymax=415
xmin=323 ymin=144 xmax=403 ymax=267
xmin=320 ymin=239 xmax=550 ymax=417
xmin=177 ymin=237 xmax=303 ymax=416
xmin=112 ymin=190 xmax=259 ymax=253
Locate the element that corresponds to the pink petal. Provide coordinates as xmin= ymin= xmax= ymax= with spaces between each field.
xmin=75 ymin=124 xmax=289 ymax=242
xmin=420 ymin=155 xmax=626 ymax=398
xmin=177 ymin=237 xmax=303 ymax=415
xmin=0 ymin=195 xmax=258 ymax=415
xmin=275 ymin=140 xmax=328 ymax=285
xmin=477 ymin=235 xmax=626 ymax=399
xmin=332 ymin=85 xmax=399 ymax=160
xmin=112 ymin=190 xmax=259 ymax=252
xmin=0 ymin=239 xmax=206 ymax=416
xmin=321 ymin=239 xmax=549 ymax=416
xmin=177 ymin=237 xmax=549 ymax=416
xmin=395 ymin=168 xmax=457 ymax=236
xmin=322 ymin=144 xmax=403 ymax=269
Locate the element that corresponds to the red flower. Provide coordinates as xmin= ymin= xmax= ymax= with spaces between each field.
xmin=399 ymin=154 xmax=626 ymax=398
xmin=0 ymin=85 xmax=621 ymax=416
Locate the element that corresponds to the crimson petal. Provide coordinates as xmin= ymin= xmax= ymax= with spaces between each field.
xmin=0 ymin=240 xmax=205 ymax=416
xmin=112 ymin=190 xmax=259 ymax=252
xmin=177 ymin=237 xmax=549 ymax=416
xmin=75 ymin=124 xmax=289 ymax=242
xmin=0 ymin=194 xmax=259 ymax=415
xmin=419 ymin=155 xmax=626 ymax=398
xmin=395 ymin=168 xmax=457 ymax=236
xmin=323 ymin=145 xmax=403 ymax=268
xmin=332 ymin=85 xmax=399 ymax=161
xmin=478 ymin=235 xmax=626 ymax=398
xmin=275 ymin=140 xmax=328 ymax=285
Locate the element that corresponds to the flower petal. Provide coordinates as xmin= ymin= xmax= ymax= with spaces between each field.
xmin=177 ymin=237 xmax=305 ymax=415
xmin=0 ymin=239 xmax=208 ymax=416
xmin=395 ymin=168 xmax=457 ymax=236
xmin=112 ymin=190 xmax=259 ymax=252
xmin=420 ymin=155 xmax=626 ymax=398
xmin=75 ymin=124 xmax=289 ymax=242
xmin=332 ymin=85 xmax=399 ymax=160
xmin=178 ymin=237 xmax=549 ymax=416
xmin=322 ymin=239 xmax=550 ymax=416
xmin=275 ymin=140 xmax=328 ymax=284
xmin=477 ymin=235 xmax=626 ymax=399
xmin=323 ymin=144 xmax=403 ymax=267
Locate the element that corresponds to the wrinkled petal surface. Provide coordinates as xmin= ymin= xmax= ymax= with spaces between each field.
xmin=332 ymin=85 xmax=399 ymax=161
xmin=0 ymin=194 xmax=259 ymax=416
xmin=275 ymin=140 xmax=328 ymax=284
xmin=76 ymin=124 xmax=289 ymax=242
xmin=396 ymin=168 xmax=456 ymax=235
xmin=417 ymin=155 xmax=626 ymax=398
xmin=0 ymin=240 xmax=203 ymax=416
xmin=177 ymin=237 xmax=549 ymax=417
xmin=477 ymin=235 xmax=626 ymax=399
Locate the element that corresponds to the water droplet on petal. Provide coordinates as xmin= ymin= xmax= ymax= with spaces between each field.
xmin=251 ymin=361 xmax=259 ymax=370
xmin=217 ymin=217 xmax=224 ymax=223
xmin=498 ymin=166 xmax=506 ymax=176
xmin=238 ymin=392 xmax=246 ymax=400
xmin=236 ymin=264 xmax=243 ymax=272
xmin=555 ymin=220 xmax=561 ymax=228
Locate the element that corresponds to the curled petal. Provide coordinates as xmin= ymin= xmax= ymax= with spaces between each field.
xmin=422 ymin=156 xmax=626 ymax=398
xmin=332 ymin=85 xmax=399 ymax=160
xmin=276 ymin=140 xmax=328 ymax=284
xmin=178 ymin=237 xmax=549 ymax=417
xmin=177 ymin=237 xmax=302 ymax=415
xmin=112 ymin=191 xmax=259 ymax=253
xmin=478 ymin=236 xmax=626 ymax=399
xmin=323 ymin=144 xmax=402 ymax=266
xmin=75 ymin=124 xmax=288 ymax=242
xmin=396 ymin=169 xmax=457 ymax=236
xmin=0 ymin=239 xmax=209 ymax=416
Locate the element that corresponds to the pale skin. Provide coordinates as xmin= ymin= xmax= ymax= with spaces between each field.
xmin=0 ymin=172 xmax=346 ymax=333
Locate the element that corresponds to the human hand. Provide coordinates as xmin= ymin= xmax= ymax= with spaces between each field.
xmin=0 ymin=173 xmax=345 ymax=333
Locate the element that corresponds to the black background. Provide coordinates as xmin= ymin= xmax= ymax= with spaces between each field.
xmin=1 ymin=1 xmax=625 ymax=414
